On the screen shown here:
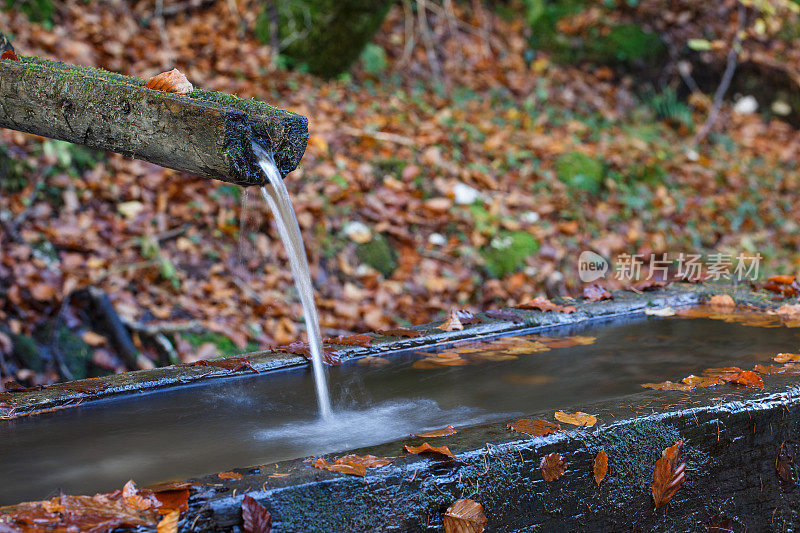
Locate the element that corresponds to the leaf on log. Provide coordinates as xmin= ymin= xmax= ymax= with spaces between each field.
xmin=485 ymin=309 xmax=524 ymax=323
xmin=517 ymin=296 xmax=576 ymax=313
xmin=0 ymin=50 xmax=18 ymax=61
xmin=583 ymin=284 xmax=613 ymax=301
xmin=644 ymin=307 xmax=675 ymax=317
xmin=754 ymin=364 xmax=787 ymax=375
xmin=774 ymin=353 xmax=800 ymax=363
xmin=379 ymin=328 xmax=422 ymax=338
xmin=146 ymin=68 xmax=193 ymax=95
xmin=641 ymin=381 xmax=694 ymax=391
xmin=242 ymin=495 xmax=272 ymax=533
xmin=507 ymin=418 xmax=561 ymax=437
xmin=218 ymin=471 xmax=243 ymax=480
xmin=708 ymin=294 xmax=735 ymax=309
xmin=157 ymin=510 xmax=179 ymax=533
xmin=776 ymin=447 xmax=797 ymax=492
xmin=652 ymin=440 xmax=686 ymax=509
xmin=274 ymin=341 xmax=341 ymax=365
xmin=443 ymin=499 xmax=487 ymax=533
xmin=706 ymin=515 xmax=733 ymax=532
xmin=324 ymin=334 xmax=373 ymax=347
xmin=187 ymin=356 xmax=257 ymax=373
xmin=454 ymin=309 xmax=482 ymax=325
xmin=720 ymin=369 xmax=763 ymax=390
xmin=310 ymin=454 xmax=392 ymax=477
xmin=540 ymin=453 xmax=567 ymax=481
xmin=416 ymin=425 xmax=458 ymax=438
xmin=554 ymin=411 xmax=597 ymax=427
xmin=403 ymin=442 xmax=459 ymax=461
xmin=438 ymin=309 xmax=464 ymax=331
xmin=594 ymin=449 xmax=608 ymax=485
xmin=122 ymin=480 xmax=155 ymax=511
xmin=151 ymin=488 xmax=190 ymax=515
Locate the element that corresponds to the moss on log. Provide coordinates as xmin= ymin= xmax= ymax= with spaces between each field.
xmin=0 ymin=56 xmax=309 ymax=185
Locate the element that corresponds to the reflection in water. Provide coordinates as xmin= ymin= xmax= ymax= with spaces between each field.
xmin=1 ymin=315 xmax=799 ymax=504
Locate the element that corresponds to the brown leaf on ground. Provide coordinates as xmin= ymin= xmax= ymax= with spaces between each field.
xmin=554 ymin=410 xmax=597 ymax=427
xmin=443 ymin=499 xmax=487 ymax=533
xmin=540 ymin=453 xmax=567 ymax=481
xmin=594 ymin=450 xmax=608 ymax=485
xmin=379 ymin=328 xmax=422 ymax=338
xmin=324 ymin=334 xmax=374 ymax=347
xmin=583 ymin=284 xmax=613 ymax=301
xmin=438 ymin=309 xmax=464 ymax=331
xmin=708 ymin=294 xmax=735 ymax=309
xmin=652 ymin=440 xmax=686 ymax=509
xmin=517 ymin=296 xmax=577 ymax=313
xmin=157 ymin=510 xmax=180 ymax=533
xmin=416 ymin=425 xmax=458 ymax=438
xmin=146 ymin=68 xmax=193 ymax=94
xmin=507 ymin=418 xmax=561 ymax=437
xmin=218 ymin=471 xmax=243 ymax=480
xmin=186 ymin=356 xmax=257 ymax=373
xmin=242 ymin=495 xmax=272 ymax=533
xmin=485 ymin=309 xmax=524 ymax=323
xmin=81 ymin=331 xmax=107 ymax=346
xmin=403 ymin=442 xmax=459 ymax=461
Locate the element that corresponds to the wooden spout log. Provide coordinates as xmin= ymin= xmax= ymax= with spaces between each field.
xmin=0 ymin=57 xmax=308 ymax=186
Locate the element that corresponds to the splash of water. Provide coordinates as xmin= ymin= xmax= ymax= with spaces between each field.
xmin=252 ymin=142 xmax=332 ymax=418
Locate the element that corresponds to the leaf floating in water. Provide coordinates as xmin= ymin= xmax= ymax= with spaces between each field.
xmin=157 ymin=510 xmax=180 ymax=533
xmin=594 ymin=450 xmax=608 ymax=485
xmin=146 ymin=68 xmax=193 ymax=94
xmin=403 ymin=442 xmax=459 ymax=461
xmin=438 ymin=309 xmax=464 ymax=331
xmin=651 ymin=440 xmax=686 ymax=509
xmin=644 ymin=307 xmax=675 ymax=317
xmin=583 ymin=284 xmax=613 ymax=302
xmin=517 ymin=296 xmax=576 ymax=313
xmin=218 ymin=471 xmax=243 ymax=480
xmin=554 ymin=411 xmax=597 ymax=427
xmin=706 ymin=515 xmax=733 ymax=533
xmin=356 ymin=356 xmax=391 ymax=367
xmin=506 ymin=418 xmax=560 ymax=437
xmin=708 ymin=294 xmax=735 ymax=309
xmin=241 ymin=495 xmax=272 ymax=533
xmin=443 ymin=499 xmax=487 ymax=533
xmin=540 ymin=453 xmax=567 ymax=481
xmin=186 ymin=356 xmax=257 ymax=373
xmin=485 ymin=309 xmax=524 ymax=323
xmin=324 ymin=334 xmax=373 ymax=347
xmin=415 ymin=425 xmax=457 ymax=438
xmin=379 ymin=328 xmax=422 ymax=338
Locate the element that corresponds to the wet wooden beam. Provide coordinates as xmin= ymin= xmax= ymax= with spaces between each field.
xmin=0 ymin=57 xmax=308 ymax=186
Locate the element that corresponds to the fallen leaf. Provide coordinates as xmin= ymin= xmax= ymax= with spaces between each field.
xmin=438 ymin=309 xmax=464 ymax=331
xmin=454 ymin=309 xmax=482 ymax=325
xmin=485 ymin=309 xmax=524 ymax=323
xmin=146 ymin=68 xmax=193 ymax=94
xmin=186 ymin=356 xmax=257 ymax=373
xmin=721 ymin=369 xmax=764 ymax=390
xmin=774 ymin=304 xmax=800 ymax=319
xmin=754 ymin=364 xmax=788 ymax=375
xmin=708 ymin=294 xmax=735 ymax=309
xmin=122 ymin=480 xmax=155 ymax=511
xmin=151 ymin=488 xmax=190 ymax=515
xmin=641 ymin=381 xmax=694 ymax=391
xmin=157 ymin=510 xmax=179 ymax=533
xmin=443 ymin=499 xmax=487 ymax=533
xmin=242 ymin=495 xmax=272 ymax=533
xmin=324 ymin=334 xmax=373 ymax=347
xmin=644 ymin=307 xmax=675 ymax=317
xmin=540 ymin=453 xmax=567 ymax=481
xmin=506 ymin=418 xmax=561 ymax=437
xmin=416 ymin=425 xmax=458 ymax=438
xmin=774 ymin=353 xmax=800 ymax=363
xmin=117 ymin=200 xmax=145 ymax=219
xmin=218 ymin=471 xmax=243 ymax=480
xmin=379 ymin=328 xmax=422 ymax=338
xmin=81 ymin=331 xmax=108 ymax=346
xmin=777 ymin=446 xmax=797 ymax=492
xmin=652 ymin=440 xmax=686 ymax=509
xmin=554 ymin=410 xmax=597 ymax=427
xmin=356 ymin=356 xmax=391 ymax=367
xmin=310 ymin=458 xmax=366 ymax=477
xmin=594 ymin=449 xmax=608 ymax=485
xmin=1 ymin=49 xmax=19 ymax=61
xmin=274 ymin=341 xmax=341 ymax=365
xmin=768 ymin=275 xmax=795 ymax=285
xmin=403 ymin=442 xmax=459 ymax=461
xmin=583 ymin=284 xmax=613 ymax=301
xmin=706 ymin=515 xmax=733 ymax=533
xmin=517 ymin=296 xmax=576 ymax=313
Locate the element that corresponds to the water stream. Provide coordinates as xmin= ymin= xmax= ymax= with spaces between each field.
xmin=252 ymin=142 xmax=332 ymax=418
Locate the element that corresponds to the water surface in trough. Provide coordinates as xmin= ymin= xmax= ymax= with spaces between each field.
xmin=1 ymin=315 xmax=798 ymax=504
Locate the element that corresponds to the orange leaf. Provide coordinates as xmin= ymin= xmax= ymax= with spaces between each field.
xmin=754 ymin=364 xmax=787 ymax=375
xmin=218 ymin=471 xmax=243 ymax=480
xmin=122 ymin=480 xmax=154 ymax=511
xmin=438 ymin=309 xmax=464 ymax=331
xmin=594 ymin=450 xmax=608 ymax=485
xmin=403 ymin=442 xmax=459 ymax=461
xmin=517 ymin=296 xmax=576 ymax=313
xmin=324 ymin=334 xmax=373 ymax=347
xmin=652 ymin=440 xmax=686 ymax=509
xmin=81 ymin=331 xmax=108 ymax=347
xmin=311 ymin=458 xmax=366 ymax=477
xmin=156 ymin=510 xmax=179 ymax=533
xmin=583 ymin=284 xmax=613 ymax=302
xmin=768 ymin=275 xmax=795 ymax=285
xmin=1 ymin=49 xmax=19 ymax=61
xmin=416 ymin=425 xmax=458 ymax=438
xmin=241 ymin=495 xmax=272 ymax=533
xmin=506 ymin=418 xmax=561 ymax=437
xmin=708 ymin=294 xmax=735 ymax=309
xmin=151 ymin=489 xmax=189 ymax=515
xmin=443 ymin=499 xmax=487 ymax=533
xmin=540 ymin=453 xmax=567 ymax=481
xmin=554 ymin=410 xmax=597 ymax=427
xmin=720 ymin=369 xmax=764 ymax=390
xmin=337 ymin=454 xmax=393 ymax=468
xmin=641 ymin=381 xmax=694 ymax=391
xmin=145 ymin=68 xmax=193 ymax=94
xmin=774 ymin=353 xmax=800 ymax=363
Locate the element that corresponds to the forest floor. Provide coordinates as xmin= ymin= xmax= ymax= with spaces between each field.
xmin=2 ymin=0 xmax=800 ymax=383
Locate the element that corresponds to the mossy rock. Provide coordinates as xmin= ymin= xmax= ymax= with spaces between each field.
xmin=256 ymin=0 xmax=394 ymax=78
xmin=556 ymin=151 xmax=605 ymax=193
xmin=481 ymin=231 xmax=539 ymax=278
xmin=356 ymin=234 xmax=397 ymax=277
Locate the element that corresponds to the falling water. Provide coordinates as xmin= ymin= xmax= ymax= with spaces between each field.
xmin=252 ymin=141 xmax=332 ymax=418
